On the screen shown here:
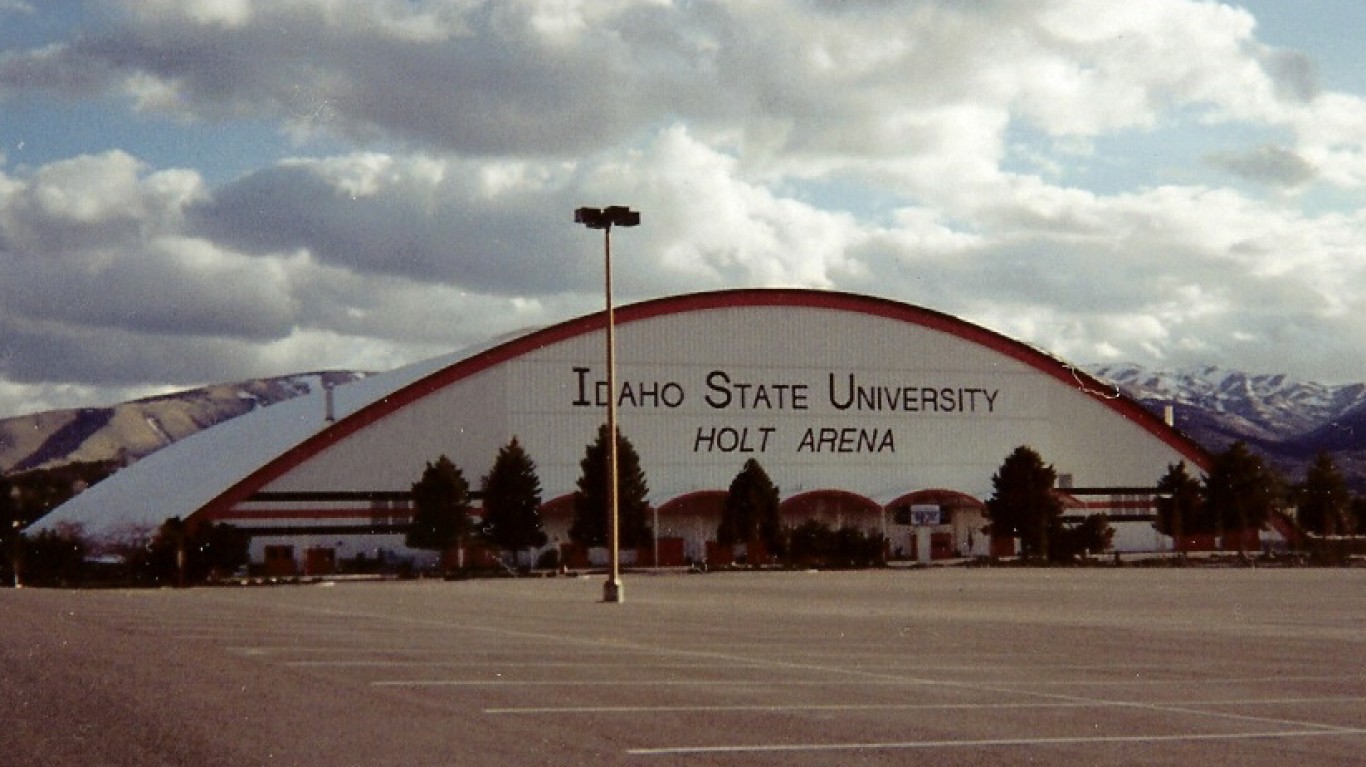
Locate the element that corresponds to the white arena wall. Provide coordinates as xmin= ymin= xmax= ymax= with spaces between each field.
xmin=34 ymin=290 xmax=1213 ymax=568
xmin=257 ymin=299 xmax=1193 ymax=500
xmin=214 ymin=291 xmax=1207 ymax=565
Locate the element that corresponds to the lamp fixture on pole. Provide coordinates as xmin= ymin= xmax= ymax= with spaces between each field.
xmin=573 ymin=206 xmax=639 ymax=603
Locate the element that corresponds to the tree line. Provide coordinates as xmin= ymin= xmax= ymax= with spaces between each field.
xmin=984 ymin=442 xmax=1366 ymax=563
xmin=1154 ymin=443 xmax=1364 ymax=557
xmin=6 ymin=431 xmax=1366 ymax=586
xmin=404 ymin=426 xmax=882 ymax=571
xmin=409 ymin=432 xmax=1109 ymax=572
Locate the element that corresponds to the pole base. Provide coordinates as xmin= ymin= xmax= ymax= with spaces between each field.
xmin=602 ymin=577 xmax=624 ymax=603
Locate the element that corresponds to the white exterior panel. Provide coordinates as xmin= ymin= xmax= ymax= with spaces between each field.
xmin=258 ymin=300 xmax=1194 ymax=508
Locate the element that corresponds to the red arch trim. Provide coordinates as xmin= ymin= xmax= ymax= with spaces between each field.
xmin=780 ymin=489 xmax=882 ymax=516
xmin=195 ymin=289 xmax=1210 ymax=523
xmin=884 ymin=488 xmax=986 ymax=512
xmin=539 ymin=493 xmax=576 ymax=518
xmin=655 ymin=490 xmax=729 ymax=517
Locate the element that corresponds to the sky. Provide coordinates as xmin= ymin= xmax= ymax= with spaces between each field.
xmin=1 ymin=0 xmax=1364 ymax=419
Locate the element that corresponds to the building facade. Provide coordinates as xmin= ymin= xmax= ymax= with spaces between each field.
xmin=35 ymin=290 xmax=1211 ymax=571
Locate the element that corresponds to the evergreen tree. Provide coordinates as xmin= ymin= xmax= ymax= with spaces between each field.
xmin=985 ymin=446 xmax=1063 ymax=561
xmin=140 ymin=517 xmax=188 ymax=586
xmin=1 ymin=475 xmax=19 ymax=585
xmin=570 ymin=425 xmax=651 ymax=549
xmin=134 ymin=519 xmax=249 ymax=585
xmin=1154 ymin=460 xmax=1207 ymax=548
xmin=192 ymin=522 xmax=250 ymax=580
xmin=0 ymin=475 xmax=15 ymax=529
xmin=1202 ymin=441 xmax=1280 ymax=554
xmin=718 ymin=459 xmax=782 ymax=555
xmin=406 ymin=455 xmax=475 ymax=557
xmin=480 ymin=437 xmax=547 ymax=558
xmin=1296 ymin=451 xmax=1351 ymax=536
xmin=21 ymin=526 xmax=86 ymax=587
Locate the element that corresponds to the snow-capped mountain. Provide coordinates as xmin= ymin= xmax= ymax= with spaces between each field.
xmin=1087 ymin=364 xmax=1366 ymax=439
xmin=1086 ymin=364 xmax=1366 ymax=490
xmin=0 ymin=371 xmax=367 ymax=474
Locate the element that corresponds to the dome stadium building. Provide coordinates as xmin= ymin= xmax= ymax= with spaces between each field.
xmin=33 ymin=289 xmax=1213 ymax=572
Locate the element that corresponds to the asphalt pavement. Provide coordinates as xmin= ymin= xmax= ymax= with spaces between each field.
xmin=3 ymin=567 xmax=1364 ymax=766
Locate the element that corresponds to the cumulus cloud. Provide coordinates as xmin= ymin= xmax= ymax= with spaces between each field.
xmin=184 ymin=126 xmax=866 ymax=296
xmin=0 ymin=151 xmax=196 ymax=251
xmin=0 ymin=1 xmax=1344 ymax=167
xmin=187 ymin=153 xmax=595 ymax=294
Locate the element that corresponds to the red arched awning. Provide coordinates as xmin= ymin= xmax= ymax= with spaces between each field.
xmin=884 ymin=488 xmax=985 ymax=513
xmin=781 ymin=489 xmax=882 ymax=518
xmin=655 ymin=490 xmax=728 ymax=518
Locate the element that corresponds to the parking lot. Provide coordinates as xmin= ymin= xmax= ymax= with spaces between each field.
xmin=3 ymin=568 xmax=1364 ymax=766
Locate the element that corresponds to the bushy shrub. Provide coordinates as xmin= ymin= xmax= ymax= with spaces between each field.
xmin=785 ymin=520 xmax=886 ymax=568
xmin=19 ymin=526 xmax=88 ymax=587
xmin=1049 ymin=514 xmax=1114 ymax=563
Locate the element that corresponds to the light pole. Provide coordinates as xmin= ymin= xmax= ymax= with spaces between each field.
xmin=574 ymin=205 xmax=640 ymax=604
xmin=10 ymin=520 xmax=21 ymax=589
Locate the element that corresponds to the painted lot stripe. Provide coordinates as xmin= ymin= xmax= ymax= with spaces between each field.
xmin=288 ymin=660 xmax=767 ymax=668
xmin=199 ymin=587 xmax=1364 ymax=758
xmin=627 ymin=728 xmax=1366 ymax=756
xmin=226 ymin=599 xmax=1366 ymax=742
xmin=1021 ymin=673 xmax=1365 ymax=687
xmin=250 ymin=649 xmax=1173 ymax=675
xmin=486 ymin=695 xmax=1366 ymax=715
xmin=375 ymin=672 xmax=1366 ymax=692
xmin=373 ymin=679 xmax=948 ymax=688
xmin=225 ymin=645 xmax=645 ymax=656
xmin=454 ymin=665 xmax=1364 ymax=739
xmin=949 ymin=680 xmax=1364 ymax=735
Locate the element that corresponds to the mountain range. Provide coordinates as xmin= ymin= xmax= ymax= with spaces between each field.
xmin=2 ymin=364 xmax=1364 ymax=491
xmin=1084 ymin=364 xmax=1366 ymax=491
xmin=0 ymin=372 xmax=366 ymax=475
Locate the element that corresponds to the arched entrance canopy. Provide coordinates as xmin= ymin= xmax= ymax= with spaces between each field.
xmin=885 ymin=488 xmax=986 ymax=513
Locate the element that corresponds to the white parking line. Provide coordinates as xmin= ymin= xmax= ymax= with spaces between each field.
xmin=207 ymin=589 xmax=1365 ymax=757
xmin=374 ymin=679 xmax=945 ymax=687
xmin=225 ymin=645 xmax=637 ymax=657
xmin=1024 ymin=673 xmax=1365 ymax=687
xmin=289 ymin=660 xmax=766 ymax=668
xmin=627 ymin=728 xmax=1366 ymax=756
xmin=486 ymin=695 xmax=1366 ymax=715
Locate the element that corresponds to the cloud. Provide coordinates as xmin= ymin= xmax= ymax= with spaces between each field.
xmin=187 ymin=126 xmax=865 ymax=297
xmin=2 ymin=2 xmax=1360 ymax=232
xmin=0 ymin=151 xmax=199 ymax=250
xmin=0 ymin=1 xmax=1343 ymax=167
xmin=187 ymin=153 xmax=597 ymax=294
xmin=0 ymin=151 xmax=295 ymax=340
xmin=1208 ymin=144 xmax=1317 ymax=188
xmin=1292 ymin=93 xmax=1366 ymax=188
xmin=1257 ymin=47 xmax=1319 ymax=103
xmin=840 ymin=179 xmax=1366 ymax=378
